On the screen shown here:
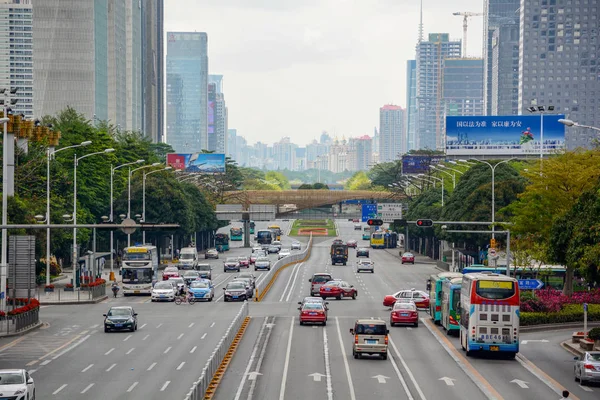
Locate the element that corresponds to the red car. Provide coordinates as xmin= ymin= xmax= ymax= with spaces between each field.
xmin=383 ymin=289 xmax=430 ymax=309
xmin=401 ymin=252 xmax=415 ymax=264
xmin=346 ymin=240 xmax=358 ymax=248
xmin=352 ymin=218 xmax=359 ymax=223
xmin=238 ymin=256 xmax=250 ymax=268
xmin=298 ymin=302 xmax=327 ymax=325
xmin=320 ymin=280 xmax=357 ymax=300
xmin=162 ymin=266 xmax=180 ymax=280
xmin=390 ymin=302 xmax=419 ymax=327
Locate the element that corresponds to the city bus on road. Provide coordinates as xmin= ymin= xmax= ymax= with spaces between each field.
xmin=215 ymin=233 xmax=230 ymax=252
xmin=256 ymin=230 xmax=273 ymax=245
xmin=121 ymin=245 xmax=159 ymax=296
xmin=441 ymin=277 xmax=463 ymax=335
xmin=362 ymin=227 xmax=371 ymax=240
xmin=429 ymin=272 xmax=463 ymax=323
xmin=249 ymin=220 xmax=255 ymax=235
xmin=370 ymin=232 xmax=385 ymax=249
xmin=230 ymin=227 xmax=243 ymax=241
xmin=268 ymin=224 xmax=281 ymax=240
xmin=459 ymin=273 xmax=520 ymax=357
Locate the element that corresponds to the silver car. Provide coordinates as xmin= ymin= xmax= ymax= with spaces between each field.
xmin=574 ymin=351 xmax=600 ymax=384
xmin=254 ymin=257 xmax=271 ymax=271
xmin=204 ymin=249 xmax=219 ymax=259
xmin=278 ymin=248 xmax=291 ymax=259
xmin=356 ymin=259 xmax=374 ymax=273
xmin=291 ymin=241 xmax=301 ymax=250
xmin=235 ymin=272 xmax=256 ymax=288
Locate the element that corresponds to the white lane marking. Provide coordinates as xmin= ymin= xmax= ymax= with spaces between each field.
xmin=53 ymin=384 xmax=67 ymax=395
xmin=147 ymin=362 xmax=157 ymax=371
xmin=234 ymin=317 xmax=269 ymax=400
xmin=177 ymin=333 xmax=184 ymax=340
xmin=127 ymin=382 xmax=138 ymax=392
xmin=278 ymin=317 xmax=295 ymax=400
xmin=177 ymin=362 xmax=185 ymax=370
xmin=201 ymin=333 xmax=207 ymax=339
xmin=323 ymin=324 xmax=333 ymax=400
xmin=81 ymin=364 xmax=94 ymax=372
xmin=80 ymin=330 xmax=89 ymax=335
xmin=143 ymin=334 xmax=150 ymax=340
xmin=52 ymin=334 xmax=91 ymax=361
xmin=278 ymin=263 xmax=301 ymax=302
xmin=126 ymin=348 xmax=135 ymax=355
xmin=248 ymin=316 xmax=275 ymax=399
xmin=388 ymin=346 xmax=414 ymax=399
xmin=123 ymin=334 xmax=132 ymax=342
xmin=28 ymin=369 xmax=37 ymax=374
xmin=164 ymin=346 xmax=172 ymax=354
xmin=210 ymin=322 xmax=215 ymax=328
xmin=160 ymin=381 xmax=170 ymax=391
xmin=189 ymin=322 xmax=195 ymax=328
xmin=81 ymin=383 xmax=94 ymax=393
xmin=515 ymin=353 xmax=572 ymax=398
xmin=156 ymin=323 xmax=163 ymax=328
xmin=41 ymin=360 xmax=51 ymax=366
xmin=579 ymin=385 xmax=593 ymax=392
xmin=284 ymin=263 xmax=303 ymax=302
xmin=190 ymin=346 xmax=197 ymax=354
xmin=106 ymin=363 xmax=116 ymax=372
xmin=140 ymin=323 xmax=147 ymax=329
xmin=389 ymin=337 xmax=427 ymax=400
xmin=104 ymin=348 xmax=114 ymax=355
xmin=335 ymin=317 xmax=356 ymax=400
xmin=89 ymin=324 xmax=99 ymax=329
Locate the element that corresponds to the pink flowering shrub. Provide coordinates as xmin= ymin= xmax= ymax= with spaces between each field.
xmin=521 ymin=289 xmax=600 ymax=313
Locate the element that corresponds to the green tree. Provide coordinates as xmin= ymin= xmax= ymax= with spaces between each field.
xmin=312 ymin=183 xmax=329 ymax=190
xmin=345 ymin=171 xmax=372 ymax=190
xmin=367 ymin=161 xmax=403 ymax=188
xmin=298 ymin=183 xmax=313 ymax=190
xmin=265 ymin=171 xmax=291 ymax=190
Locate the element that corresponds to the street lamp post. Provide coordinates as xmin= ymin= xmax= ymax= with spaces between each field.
xmin=142 ymin=166 xmax=172 ymax=243
xmin=470 ymin=158 xmax=516 ymax=239
xmin=430 ymin=165 xmax=455 ymax=188
xmin=110 ymin=160 xmax=144 ymax=280
xmin=418 ymin=174 xmax=444 ymax=206
xmin=128 ymin=163 xmax=160 ymax=246
xmin=527 ymin=105 xmax=555 ymax=161
xmin=72 ymin=148 xmax=115 ymax=286
xmin=559 ymin=118 xmax=600 ymax=133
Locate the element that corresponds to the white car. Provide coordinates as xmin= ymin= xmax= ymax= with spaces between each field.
xmin=0 ymin=369 xmax=35 ymax=400
xmin=356 ymin=259 xmax=374 ymax=273
xmin=278 ymin=248 xmax=291 ymax=259
xmin=252 ymin=246 xmax=263 ymax=253
xmin=272 ymin=240 xmax=282 ymax=250
xmin=291 ymin=241 xmax=301 ymax=250
xmin=151 ymin=281 xmax=177 ymax=301
xmin=167 ymin=277 xmax=186 ymax=293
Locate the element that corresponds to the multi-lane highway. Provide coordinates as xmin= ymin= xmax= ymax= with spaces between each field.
xmin=214 ymin=220 xmax=595 ymax=400
xmin=0 ymin=219 xmax=594 ymax=399
xmin=0 ymin=220 xmax=298 ymax=399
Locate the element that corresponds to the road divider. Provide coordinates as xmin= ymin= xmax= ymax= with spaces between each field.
xmin=254 ymin=234 xmax=313 ymax=302
xmin=184 ymin=301 xmax=250 ymax=400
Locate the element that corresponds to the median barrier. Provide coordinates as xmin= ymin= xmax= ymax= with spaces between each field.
xmin=183 ymin=301 xmax=249 ymax=400
xmin=254 ymin=234 xmax=313 ymax=302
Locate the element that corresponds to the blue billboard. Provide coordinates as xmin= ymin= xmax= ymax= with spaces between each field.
xmin=402 ymin=155 xmax=445 ymax=174
xmin=445 ymin=115 xmax=566 ymax=156
xmin=166 ymin=153 xmax=226 ymax=173
xmin=361 ymin=204 xmax=378 ymax=222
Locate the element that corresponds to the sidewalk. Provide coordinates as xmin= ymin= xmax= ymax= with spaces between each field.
xmin=562 ymin=334 xmax=600 ymax=357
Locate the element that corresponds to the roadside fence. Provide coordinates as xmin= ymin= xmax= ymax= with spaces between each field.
xmin=0 ymin=308 xmax=39 ymax=336
xmin=36 ymin=284 xmax=106 ymax=304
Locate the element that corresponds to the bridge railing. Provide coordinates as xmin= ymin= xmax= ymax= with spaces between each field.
xmin=254 ymin=234 xmax=313 ymax=302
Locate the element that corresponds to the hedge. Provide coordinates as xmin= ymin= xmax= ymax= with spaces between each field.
xmin=589 ymin=327 xmax=600 ymax=340
xmin=521 ymin=304 xmax=600 ymax=326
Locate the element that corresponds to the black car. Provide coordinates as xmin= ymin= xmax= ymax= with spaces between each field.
xmin=196 ymin=263 xmax=212 ymax=280
xmin=356 ymin=248 xmax=370 ymax=257
xmin=224 ymin=257 xmax=241 ymax=272
xmin=104 ymin=306 xmax=138 ymax=333
xmin=223 ymin=281 xmax=249 ymax=301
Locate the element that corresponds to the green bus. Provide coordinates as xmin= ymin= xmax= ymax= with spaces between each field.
xmin=230 ymin=227 xmax=243 ymax=241
xmin=215 ymin=233 xmax=230 ymax=252
xmin=362 ymin=227 xmax=371 ymax=240
xmin=441 ymin=277 xmax=462 ymax=335
xmin=429 ymin=272 xmax=463 ymax=323
xmin=249 ymin=220 xmax=255 ymax=235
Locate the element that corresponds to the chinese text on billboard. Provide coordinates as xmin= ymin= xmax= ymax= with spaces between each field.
xmin=166 ymin=153 xmax=226 ymax=173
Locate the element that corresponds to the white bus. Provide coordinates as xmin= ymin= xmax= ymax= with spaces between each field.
xmin=459 ymin=272 xmax=520 ymax=358
xmin=121 ymin=245 xmax=159 ymax=295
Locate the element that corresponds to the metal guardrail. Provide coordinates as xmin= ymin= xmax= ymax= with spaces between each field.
xmin=254 ymin=234 xmax=313 ymax=302
xmin=0 ymin=308 xmax=39 ymax=336
xmin=184 ymin=301 xmax=249 ymax=400
xmin=36 ymin=284 xmax=106 ymax=303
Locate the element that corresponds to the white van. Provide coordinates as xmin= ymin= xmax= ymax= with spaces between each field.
xmin=179 ymin=247 xmax=198 ymax=270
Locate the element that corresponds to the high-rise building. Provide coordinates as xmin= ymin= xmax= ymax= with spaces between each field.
xmin=209 ymin=74 xmax=223 ymax=93
xmin=166 ymin=32 xmax=208 ymax=153
xmin=416 ymin=33 xmax=461 ymax=150
xmin=406 ymin=60 xmax=417 ymax=152
xmin=273 ymin=137 xmax=296 ymax=170
xmin=518 ymin=0 xmax=600 ymax=148
xmin=483 ymin=0 xmax=520 ymax=116
xmin=443 ymin=59 xmax=484 ymax=119
xmin=306 ymin=139 xmax=328 ymax=164
xmin=208 ymin=75 xmax=227 ymax=154
xmin=349 ymin=135 xmax=372 ymax=171
xmin=141 ymin=0 xmax=164 ymax=142
xmin=33 ymin=0 xmax=142 ymax=130
xmin=227 ymin=129 xmax=237 ymax=158
xmin=379 ymin=104 xmax=406 ymax=162
xmin=0 ymin=0 xmax=33 ymax=117
xmin=328 ymin=138 xmax=348 ymax=173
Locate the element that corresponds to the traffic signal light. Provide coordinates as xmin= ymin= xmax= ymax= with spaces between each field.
xmin=394 ymin=219 xmax=408 ymax=227
xmin=416 ymin=219 xmax=433 ymax=227
xmin=367 ymin=219 xmax=384 ymax=226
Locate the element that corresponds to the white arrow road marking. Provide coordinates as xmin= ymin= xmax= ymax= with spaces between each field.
xmin=520 ymin=340 xmax=549 ymax=344
xmin=439 ymin=377 xmax=455 ymax=386
xmin=308 ymin=372 xmax=326 ymax=382
xmin=247 ymin=371 xmax=262 ymax=380
xmin=510 ymin=379 xmax=529 ymax=388
xmin=265 ymin=323 xmax=276 ymax=329
xmin=579 ymin=385 xmax=593 ymax=392
xmin=372 ymin=375 xmax=390 ymax=384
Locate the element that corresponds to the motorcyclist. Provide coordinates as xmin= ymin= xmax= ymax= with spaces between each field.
xmin=111 ymin=282 xmax=120 ymax=297
xmin=178 ymin=284 xmax=186 ymax=297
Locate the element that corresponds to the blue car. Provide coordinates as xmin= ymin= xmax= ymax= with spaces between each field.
xmin=188 ymin=279 xmax=214 ymax=301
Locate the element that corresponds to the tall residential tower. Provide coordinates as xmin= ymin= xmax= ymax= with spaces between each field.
xmin=379 ymin=104 xmax=405 ymax=162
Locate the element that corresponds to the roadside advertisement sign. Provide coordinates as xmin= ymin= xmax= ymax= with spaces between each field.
xmin=361 ymin=204 xmax=378 ymax=222
xmin=166 ymin=153 xmax=226 ymax=173
xmin=445 ymin=115 xmax=566 ymax=156
xmin=402 ymin=155 xmax=445 ymax=174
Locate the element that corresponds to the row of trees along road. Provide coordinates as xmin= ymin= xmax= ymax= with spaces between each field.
xmin=384 ymin=150 xmax=600 ymax=294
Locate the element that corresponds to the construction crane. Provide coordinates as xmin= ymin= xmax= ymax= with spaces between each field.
xmin=452 ymin=11 xmax=483 ymax=56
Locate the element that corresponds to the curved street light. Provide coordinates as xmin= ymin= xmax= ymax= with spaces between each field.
xmin=559 ymin=118 xmax=600 ymax=133
xmin=142 ymin=166 xmax=173 ymax=243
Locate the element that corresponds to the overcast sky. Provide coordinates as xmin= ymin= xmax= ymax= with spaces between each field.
xmin=165 ymin=0 xmax=484 ymax=146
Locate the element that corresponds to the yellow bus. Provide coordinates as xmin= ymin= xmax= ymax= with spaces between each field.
xmin=370 ymin=232 xmax=385 ymax=249
xmin=268 ymin=224 xmax=281 ymax=240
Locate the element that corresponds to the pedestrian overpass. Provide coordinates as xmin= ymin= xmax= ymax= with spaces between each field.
xmin=223 ymin=190 xmax=404 ymax=216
